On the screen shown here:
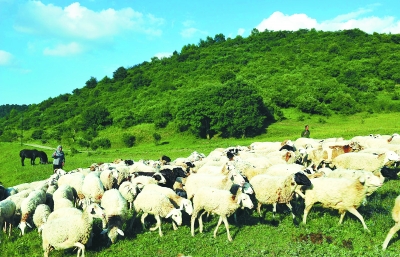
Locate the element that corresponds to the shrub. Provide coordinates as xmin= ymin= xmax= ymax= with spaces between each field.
xmin=31 ymin=129 xmax=44 ymax=140
xmin=153 ymin=133 xmax=161 ymax=145
xmin=91 ymin=137 xmax=111 ymax=150
xmin=122 ymin=133 xmax=136 ymax=147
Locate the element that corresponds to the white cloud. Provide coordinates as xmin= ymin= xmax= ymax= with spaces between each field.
xmin=181 ymin=27 xmax=199 ymax=38
xmin=14 ymin=1 xmax=164 ymax=40
xmin=0 ymin=50 xmax=13 ymax=66
xmin=237 ymin=28 xmax=245 ymax=36
xmin=43 ymin=42 xmax=83 ymax=56
xmin=154 ymin=52 xmax=172 ymax=59
xmin=256 ymin=9 xmax=400 ymax=34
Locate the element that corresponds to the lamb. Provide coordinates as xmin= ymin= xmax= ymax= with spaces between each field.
xmin=302 ymin=173 xmax=383 ymax=232
xmin=184 ymin=169 xmax=246 ymax=200
xmin=18 ymin=188 xmax=46 ymax=235
xmin=100 ymin=189 xmax=129 ymax=244
xmin=141 ymin=184 xmax=193 ymax=215
xmin=0 ymin=199 xmax=16 ymax=240
xmin=382 ymin=195 xmax=400 ymax=250
xmin=32 ymin=204 xmax=51 ymax=235
xmin=249 ymin=172 xmax=311 ymax=220
xmin=133 ymin=190 xmax=182 ymax=237
xmin=331 ymin=151 xmax=400 ymax=173
xmin=190 ymin=186 xmax=254 ymax=241
xmin=41 ymin=203 xmax=105 ymax=257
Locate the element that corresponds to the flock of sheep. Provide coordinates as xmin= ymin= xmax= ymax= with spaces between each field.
xmin=1 ymin=133 xmax=400 ymax=256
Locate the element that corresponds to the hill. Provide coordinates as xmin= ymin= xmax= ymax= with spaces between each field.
xmin=1 ymin=28 xmax=400 ymax=148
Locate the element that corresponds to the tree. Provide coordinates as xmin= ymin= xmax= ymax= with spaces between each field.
xmin=153 ymin=133 xmax=161 ymax=145
xmin=113 ymin=66 xmax=128 ymax=81
xmin=81 ymin=105 xmax=112 ymax=130
xmin=85 ymin=77 xmax=98 ymax=89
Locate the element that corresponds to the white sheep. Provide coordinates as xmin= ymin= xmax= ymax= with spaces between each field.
xmin=190 ymin=186 xmax=254 ymax=241
xmin=323 ymin=168 xmax=383 ymax=196
xmin=57 ymin=172 xmax=85 ymax=206
xmin=133 ymin=190 xmax=182 ymax=237
xmin=184 ymin=169 xmax=246 ymax=200
xmin=332 ymin=151 xmax=400 ymax=173
xmin=382 ymin=195 xmax=400 ymax=250
xmin=32 ymin=204 xmax=51 ymax=235
xmin=82 ymin=172 xmax=105 ymax=207
xmin=100 ymin=189 xmax=129 ymax=244
xmin=302 ymin=173 xmax=383 ymax=232
xmin=0 ymin=199 xmax=16 ymax=239
xmin=141 ymin=184 xmax=193 ymax=216
xmin=41 ymin=203 xmax=105 ymax=257
xmin=19 ymin=188 xmax=46 ymax=235
xmin=249 ymin=172 xmax=311 ymax=220
xmin=118 ymin=181 xmax=138 ymax=209
xmin=100 ymin=169 xmax=117 ymax=190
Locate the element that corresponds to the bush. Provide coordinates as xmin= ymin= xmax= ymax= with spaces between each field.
xmin=153 ymin=133 xmax=161 ymax=145
xmin=31 ymin=129 xmax=44 ymax=140
xmin=91 ymin=137 xmax=111 ymax=150
xmin=122 ymin=133 xmax=136 ymax=147
xmin=76 ymin=137 xmax=90 ymax=149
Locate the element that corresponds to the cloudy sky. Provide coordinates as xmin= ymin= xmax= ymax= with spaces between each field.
xmin=1 ymin=0 xmax=399 ymax=105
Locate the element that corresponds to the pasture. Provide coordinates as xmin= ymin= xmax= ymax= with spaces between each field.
xmin=1 ymin=112 xmax=400 ymax=256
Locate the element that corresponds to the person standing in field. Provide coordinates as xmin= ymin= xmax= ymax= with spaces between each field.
xmin=301 ymin=125 xmax=310 ymax=138
xmin=52 ymin=145 xmax=65 ymax=172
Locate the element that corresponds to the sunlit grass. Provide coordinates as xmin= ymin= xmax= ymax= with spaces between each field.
xmin=1 ymin=112 xmax=400 ymax=256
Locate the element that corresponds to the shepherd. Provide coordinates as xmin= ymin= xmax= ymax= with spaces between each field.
xmin=52 ymin=145 xmax=65 ymax=172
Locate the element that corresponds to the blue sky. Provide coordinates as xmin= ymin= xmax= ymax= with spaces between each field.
xmin=1 ymin=0 xmax=399 ymax=106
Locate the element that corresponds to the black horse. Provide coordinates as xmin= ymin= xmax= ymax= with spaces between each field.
xmin=19 ymin=149 xmax=49 ymax=166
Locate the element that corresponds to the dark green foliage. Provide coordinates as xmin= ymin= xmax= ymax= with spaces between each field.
xmin=85 ymin=76 xmax=98 ymax=89
xmin=153 ymin=133 xmax=161 ymax=145
xmin=81 ymin=105 xmax=113 ymax=130
xmin=122 ymin=133 xmax=136 ymax=147
xmin=0 ymin=130 xmax=18 ymax=142
xmin=91 ymin=137 xmax=111 ymax=150
xmin=113 ymin=66 xmax=128 ymax=81
xmin=31 ymin=129 xmax=44 ymax=140
xmin=76 ymin=137 xmax=90 ymax=148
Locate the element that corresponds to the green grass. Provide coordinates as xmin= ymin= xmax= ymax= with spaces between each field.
xmin=1 ymin=112 xmax=400 ymax=256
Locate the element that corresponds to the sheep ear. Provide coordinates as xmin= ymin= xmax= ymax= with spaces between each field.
xmin=27 ymin=222 xmax=32 ymax=228
xmin=100 ymin=229 xmax=108 ymax=235
xmin=358 ymin=176 xmax=366 ymax=184
xmin=117 ymin=229 xmax=125 ymax=236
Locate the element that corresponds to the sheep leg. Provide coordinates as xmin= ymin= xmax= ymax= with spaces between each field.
xmin=303 ymin=203 xmax=314 ymax=224
xmin=213 ymin=216 xmax=224 ymax=239
xmin=74 ymin=242 xmax=85 ymax=257
xmin=347 ymin=207 xmax=370 ymax=232
xmin=286 ymin=203 xmax=296 ymax=219
xmin=257 ymin=202 xmax=263 ymax=216
xmin=382 ymin=222 xmax=400 ymax=250
xmin=198 ymin=210 xmax=207 ymax=233
xmin=272 ymin=203 xmax=277 ymax=218
xmin=141 ymin=213 xmax=149 ymax=230
xmin=338 ymin=210 xmax=346 ymax=224
xmin=149 ymin=215 xmax=163 ymax=237
xmin=191 ymin=210 xmax=199 ymax=237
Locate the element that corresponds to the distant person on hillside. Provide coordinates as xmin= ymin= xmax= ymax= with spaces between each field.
xmin=52 ymin=145 xmax=65 ymax=172
xmin=301 ymin=125 xmax=310 ymax=138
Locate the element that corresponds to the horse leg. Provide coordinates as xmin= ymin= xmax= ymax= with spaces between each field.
xmin=21 ymin=157 xmax=25 ymax=166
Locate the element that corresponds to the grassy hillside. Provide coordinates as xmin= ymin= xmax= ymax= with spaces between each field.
xmin=1 ymin=113 xmax=400 ymax=256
